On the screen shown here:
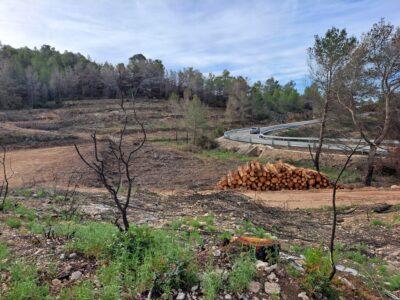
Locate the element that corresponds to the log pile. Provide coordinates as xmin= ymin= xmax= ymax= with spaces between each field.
xmin=217 ymin=161 xmax=331 ymax=191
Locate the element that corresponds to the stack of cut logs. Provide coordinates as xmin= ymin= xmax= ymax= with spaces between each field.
xmin=218 ymin=160 xmax=331 ymax=191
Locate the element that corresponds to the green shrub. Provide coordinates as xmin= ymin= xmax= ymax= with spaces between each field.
xmin=66 ymin=222 xmax=118 ymax=258
xmin=388 ymin=273 xmax=400 ymax=291
xmin=26 ymin=221 xmax=45 ymax=234
xmin=14 ymin=205 xmax=36 ymax=221
xmin=60 ymin=281 xmax=94 ymax=300
xmin=6 ymin=217 xmax=22 ymax=229
xmin=195 ymin=135 xmax=218 ymax=150
xmin=5 ymin=261 xmax=49 ymax=299
xmin=106 ymin=226 xmax=198 ymax=298
xmin=201 ymin=270 xmax=223 ymax=300
xmin=0 ymin=242 xmax=8 ymax=270
xmin=98 ymin=262 xmax=122 ymax=299
xmin=228 ymin=254 xmax=256 ymax=293
xmin=302 ymin=247 xmax=333 ymax=297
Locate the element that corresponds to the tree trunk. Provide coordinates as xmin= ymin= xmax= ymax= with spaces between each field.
xmin=314 ymin=96 xmax=329 ymax=172
xmin=121 ymin=209 xmax=130 ymax=231
xmin=365 ymin=144 xmax=377 ymax=186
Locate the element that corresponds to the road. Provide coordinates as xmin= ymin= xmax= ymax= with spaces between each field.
xmin=224 ymin=119 xmax=398 ymax=154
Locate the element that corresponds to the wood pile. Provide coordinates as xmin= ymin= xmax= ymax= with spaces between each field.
xmin=217 ymin=161 xmax=331 ymax=191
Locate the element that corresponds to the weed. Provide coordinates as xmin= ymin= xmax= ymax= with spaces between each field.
xmin=201 ymin=270 xmax=223 ymax=300
xmin=60 ymin=281 xmax=94 ymax=300
xmin=371 ymin=219 xmax=392 ymax=228
xmin=219 ymin=231 xmax=233 ymax=241
xmin=228 ymin=254 xmax=256 ymax=293
xmin=66 ymin=222 xmax=118 ymax=258
xmin=26 ymin=221 xmax=45 ymax=234
xmin=107 ymin=226 xmax=198 ymax=298
xmin=388 ymin=273 xmax=400 ymax=291
xmin=5 ymin=261 xmax=49 ymax=299
xmin=14 ymin=205 xmax=36 ymax=221
xmin=36 ymin=188 xmax=48 ymax=198
xmin=6 ymin=217 xmax=22 ymax=229
xmin=302 ymin=247 xmax=334 ymax=297
xmin=285 ymin=263 xmax=302 ymax=278
xmin=98 ymin=262 xmax=122 ymax=299
xmin=0 ymin=242 xmax=8 ymax=270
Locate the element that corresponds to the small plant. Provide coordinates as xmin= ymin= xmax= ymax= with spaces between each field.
xmin=0 ymin=242 xmax=8 ymax=270
xmin=14 ymin=205 xmax=36 ymax=221
xmin=6 ymin=217 xmax=22 ymax=229
xmin=106 ymin=226 xmax=199 ymax=298
xmin=60 ymin=281 xmax=94 ymax=300
xmin=228 ymin=254 xmax=256 ymax=293
xmin=302 ymin=247 xmax=334 ymax=297
xmin=5 ymin=260 xmax=49 ymax=299
xmin=66 ymin=222 xmax=118 ymax=258
xmin=201 ymin=270 xmax=223 ymax=300
xmin=35 ymin=187 xmax=48 ymax=198
xmin=388 ymin=273 xmax=400 ymax=291
xmin=26 ymin=221 xmax=45 ymax=234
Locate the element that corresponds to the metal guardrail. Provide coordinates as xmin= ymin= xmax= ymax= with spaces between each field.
xmin=223 ymin=120 xmax=399 ymax=155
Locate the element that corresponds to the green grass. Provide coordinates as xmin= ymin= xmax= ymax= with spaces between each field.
xmin=6 ymin=217 xmax=22 ymax=229
xmin=228 ymin=254 xmax=256 ymax=293
xmin=105 ymin=225 xmax=199 ymax=298
xmin=26 ymin=221 xmax=45 ymax=234
xmin=14 ymin=205 xmax=36 ymax=221
xmin=0 ymin=242 xmax=8 ymax=270
xmin=65 ymin=222 xmax=118 ymax=258
xmin=370 ymin=219 xmax=392 ymax=228
xmin=60 ymin=281 xmax=94 ymax=300
xmin=4 ymin=261 xmax=49 ymax=300
xmin=302 ymin=247 xmax=334 ymax=297
xmin=201 ymin=270 xmax=223 ymax=300
xmin=388 ymin=273 xmax=400 ymax=291
xmin=196 ymin=149 xmax=254 ymax=162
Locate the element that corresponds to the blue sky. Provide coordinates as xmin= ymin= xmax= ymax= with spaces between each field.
xmin=0 ymin=0 xmax=399 ymax=90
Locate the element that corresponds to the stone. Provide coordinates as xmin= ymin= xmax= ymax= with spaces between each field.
xmin=51 ymin=279 xmax=62 ymax=286
xmin=336 ymin=265 xmax=358 ymax=276
xmin=213 ymin=249 xmax=221 ymax=257
xmin=390 ymin=185 xmax=399 ymax=189
xmin=248 ymin=281 xmax=261 ymax=293
xmin=264 ymin=282 xmax=280 ymax=295
xmin=338 ymin=276 xmax=355 ymax=290
xmin=265 ymin=264 xmax=277 ymax=274
xmin=224 ymin=294 xmax=232 ymax=299
xmin=60 ymin=253 xmax=66 ymax=260
xmin=191 ymin=285 xmax=199 ymax=292
xmin=298 ymin=291 xmax=309 ymax=300
xmin=255 ymin=260 xmax=269 ymax=271
xmin=267 ymin=272 xmax=278 ymax=282
xmin=70 ymin=271 xmax=82 ymax=281
xmin=176 ymin=292 xmax=185 ymax=300
xmin=68 ymin=253 xmax=77 ymax=259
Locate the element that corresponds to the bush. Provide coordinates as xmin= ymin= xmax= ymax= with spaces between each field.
xmin=106 ymin=225 xmax=198 ymax=298
xmin=228 ymin=254 xmax=256 ymax=293
xmin=60 ymin=281 xmax=94 ymax=300
xmin=6 ymin=217 xmax=22 ymax=229
xmin=302 ymin=247 xmax=334 ymax=297
xmin=201 ymin=270 xmax=223 ymax=300
xmin=195 ymin=135 xmax=218 ymax=150
xmin=388 ymin=273 xmax=400 ymax=291
xmin=66 ymin=222 xmax=118 ymax=258
xmin=0 ymin=242 xmax=8 ymax=270
xmin=5 ymin=261 xmax=49 ymax=299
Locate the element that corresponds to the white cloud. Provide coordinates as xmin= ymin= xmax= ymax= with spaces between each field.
xmin=0 ymin=0 xmax=399 ymax=89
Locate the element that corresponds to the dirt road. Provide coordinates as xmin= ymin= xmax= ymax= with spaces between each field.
xmin=243 ymin=187 xmax=400 ymax=209
xmin=2 ymin=145 xmax=400 ymax=209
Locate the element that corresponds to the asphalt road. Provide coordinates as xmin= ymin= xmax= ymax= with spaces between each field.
xmin=224 ymin=120 xmax=398 ymax=154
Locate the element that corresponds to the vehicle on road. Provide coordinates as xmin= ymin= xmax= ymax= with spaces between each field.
xmin=250 ymin=127 xmax=260 ymax=134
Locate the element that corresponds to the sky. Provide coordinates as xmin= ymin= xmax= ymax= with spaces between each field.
xmin=0 ymin=0 xmax=399 ymax=90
